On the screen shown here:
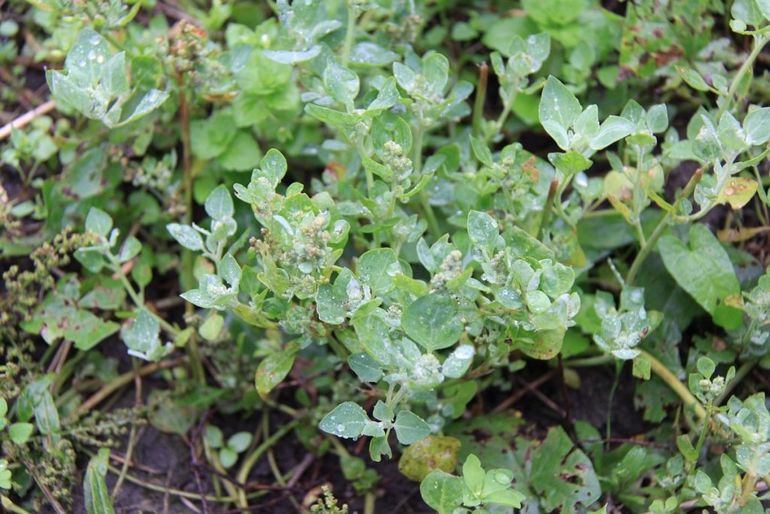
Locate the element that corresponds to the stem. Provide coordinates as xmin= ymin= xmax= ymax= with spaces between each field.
xmin=564 ymin=353 xmax=615 ymax=367
xmin=537 ymin=178 xmax=559 ymax=239
xmin=472 ymin=63 xmax=488 ymax=136
xmin=715 ymin=359 xmax=757 ymax=406
xmin=717 ymin=34 xmax=769 ymax=119
xmin=364 ymin=492 xmax=376 ymax=514
xmin=626 ymin=167 xmax=704 ymax=285
xmin=175 ymin=69 xmax=205 ymax=384
xmin=692 ymin=406 xmax=712 ymax=463
xmin=640 ymin=350 xmax=706 ymax=420
xmin=1 ymin=496 xmax=31 ymax=514
xmin=235 ymin=420 xmax=299 ymax=507
xmin=341 ymin=2 xmax=357 ymax=65
xmin=69 ymin=358 xmax=183 ymax=421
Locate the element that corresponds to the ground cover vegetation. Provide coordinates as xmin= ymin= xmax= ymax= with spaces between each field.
xmin=1 ymin=0 xmax=770 ymax=512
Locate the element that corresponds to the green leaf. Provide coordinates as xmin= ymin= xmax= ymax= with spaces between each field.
xmin=218 ymin=131 xmax=261 ymax=171
xmin=467 ymin=210 xmax=502 ymax=257
xmin=8 ymin=422 xmax=34 ymax=444
xmin=659 ymin=224 xmax=741 ymax=315
xmin=420 ymin=470 xmax=464 ymax=514
xmin=348 ymin=352 xmax=383 ymax=382
xmin=394 ymin=410 xmax=431 ymax=445
xmin=678 ymin=67 xmax=711 ymax=92
xmin=462 ymin=453 xmax=485 ymax=496
xmin=319 ymin=402 xmax=370 ymax=439
xmin=441 ymin=344 xmax=475 ymax=378
xmin=316 ymin=269 xmax=353 ymax=325
xmin=255 ymin=345 xmax=297 ymax=399
xmin=530 ymin=426 xmax=601 ymax=513
xmin=257 ymin=148 xmax=288 ymax=188
xmin=121 ymin=309 xmax=170 ymax=361
xmin=590 ymin=116 xmax=635 ymax=150
xmin=358 ymin=248 xmax=398 ymax=295
xmin=539 ymin=76 xmax=581 ymax=149
xmin=84 ymin=449 xmax=116 ymax=514
xmin=324 ymin=61 xmax=360 ymax=107
xmin=402 ymin=293 xmax=464 ymax=352
xmin=167 ymin=223 xmax=204 ymax=251
xmin=205 ymin=185 xmax=235 ymax=221
xmin=220 ymin=447 xmax=238 ymax=468
xmin=86 ymin=207 xmax=113 ymax=237
xmin=205 ymin=425 xmax=224 ymax=448
xmin=227 ymin=432 xmax=253 ymax=453
xmin=743 ymin=107 xmax=770 ymax=145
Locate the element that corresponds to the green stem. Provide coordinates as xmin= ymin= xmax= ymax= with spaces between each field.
xmin=564 ymin=354 xmax=614 ymax=367
xmin=472 ymin=63 xmax=488 ymax=136
xmin=715 ymin=359 xmax=757 ymax=406
xmin=341 ymin=2 xmax=357 ymax=66
xmin=1 ymin=496 xmax=32 ymax=514
xmin=717 ymin=34 xmax=769 ymax=120
xmin=626 ymin=167 xmax=704 ymax=285
xmin=692 ymin=406 xmax=712 ymax=463
xmin=236 ymin=420 xmax=299 ymax=507
xmin=640 ymin=350 xmax=707 ymax=420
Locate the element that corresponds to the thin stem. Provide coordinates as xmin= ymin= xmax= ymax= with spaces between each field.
xmin=175 ymin=68 xmax=205 ymax=384
xmin=715 ymin=359 xmax=757 ymax=406
xmin=626 ymin=167 xmax=704 ymax=285
xmin=717 ymin=34 xmax=769 ymax=120
xmin=692 ymin=406 xmax=712 ymax=463
xmin=235 ymin=420 xmax=299 ymax=507
xmin=640 ymin=350 xmax=706 ymax=420
xmin=70 ymin=358 xmax=183 ymax=421
xmin=1 ymin=495 xmax=32 ymax=514
xmin=472 ymin=63 xmax=488 ymax=136
xmin=341 ymin=2 xmax=357 ymax=66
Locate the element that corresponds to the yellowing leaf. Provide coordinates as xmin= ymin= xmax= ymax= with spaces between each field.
xmin=717 ymin=177 xmax=758 ymax=209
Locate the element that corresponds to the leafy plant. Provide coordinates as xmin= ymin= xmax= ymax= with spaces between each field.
xmin=3 ymin=0 xmax=770 ymax=512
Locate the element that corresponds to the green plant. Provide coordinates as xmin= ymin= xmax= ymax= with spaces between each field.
xmin=3 ymin=0 xmax=770 ymax=512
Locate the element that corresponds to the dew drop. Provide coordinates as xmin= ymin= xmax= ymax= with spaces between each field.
xmin=90 ymin=35 xmax=101 ymax=45
xmin=336 ymin=424 xmax=345 ymax=433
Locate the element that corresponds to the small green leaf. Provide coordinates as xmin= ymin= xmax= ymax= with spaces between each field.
xmin=8 ymin=422 xmax=34 ymax=444
xmin=467 ymin=210 xmax=502 ymax=257
xmin=590 ymin=116 xmax=635 ymax=150
xmin=167 ymin=223 xmax=204 ymax=251
xmin=402 ymin=293 xmax=464 ymax=352
xmin=205 ymin=425 xmax=224 ymax=448
xmin=84 ymin=449 xmax=115 ymax=514
xmin=743 ymin=106 xmax=770 ymax=145
xmin=227 ymin=432 xmax=253 ymax=453
xmin=320 ymin=402 xmax=370 ymax=439
xmin=220 ymin=447 xmax=238 ymax=468
xmin=462 ymin=454 xmax=485 ymax=496
xmin=358 ymin=248 xmax=398 ymax=295
xmin=540 ymin=76 xmax=581 ymax=149
xmin=420 ymin=470 xmax=464 ymax=514
xmin=121 ymin=309 xmax=170 ymax=361
xmin=348 ymin=352 xmax=384 ymax=383
xmin=205 ymin=185 xmax=234 ymax=221
xmin=394 ymin=410 xmax=431 ymax=445
xmin=86 ymin=207 xmax=113 ymax=237
xmin=255 ymin=345 xmax=297 ymax=399
xmin=324 ymin=61 xmax=360 ymax=107
xmin=659 ymin=224 xmax=741 ymax=315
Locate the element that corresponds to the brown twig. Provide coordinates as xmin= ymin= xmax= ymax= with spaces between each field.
xmin=70 ymin=358 xmax=184 ymax=420
xmin=0 ymin=100 xmax=56 ymax=140
xmin=492 ymin=369 xmax=557 ymax=413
